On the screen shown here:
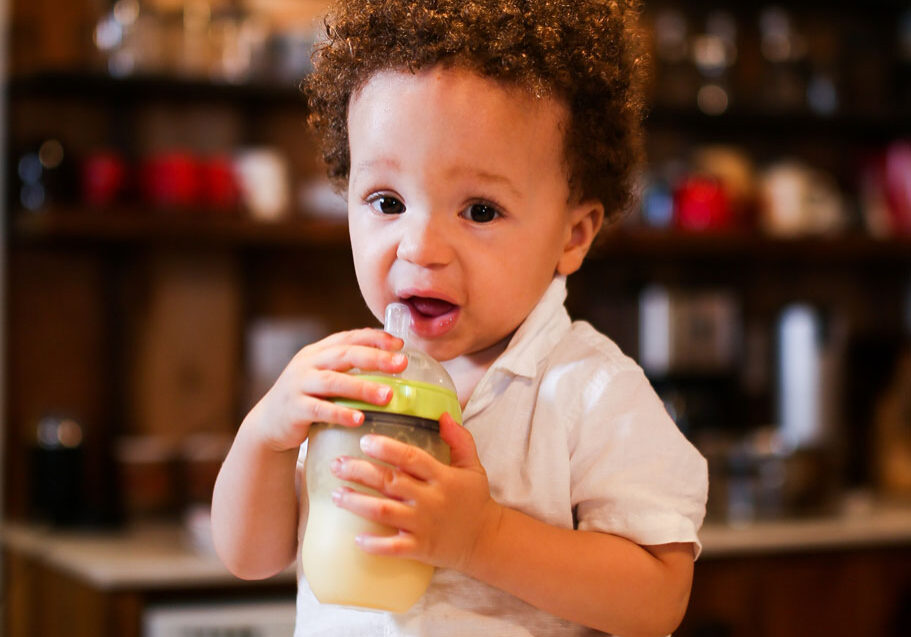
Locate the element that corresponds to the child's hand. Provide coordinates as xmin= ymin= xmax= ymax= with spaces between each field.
xmin=329 ymin=413 xmax=503 ymax=573
xmin=245 ymin=328 xmax=407 ymax=453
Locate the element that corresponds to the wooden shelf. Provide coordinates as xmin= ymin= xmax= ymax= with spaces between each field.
xmin=12 ymin=208 xmax=349 ymax=248
xmin=9 ymin=70 xmax=907 ymax=138
xmin=594 ymin=227 xmax=911 ymax=264
xmin=13 ymin=208 xmax=911 ymax=263
xmin=644 ymin=105 xmax=911 ymax=141
xmin=7 ymin=69 xmax=307 ymax=109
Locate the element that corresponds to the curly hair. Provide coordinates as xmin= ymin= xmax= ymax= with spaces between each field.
xmin=303 ymin=0 xmax=647 ymax=224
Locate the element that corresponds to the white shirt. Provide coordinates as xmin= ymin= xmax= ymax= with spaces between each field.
xmin=294 ymin=276 xmax=708 ymax=636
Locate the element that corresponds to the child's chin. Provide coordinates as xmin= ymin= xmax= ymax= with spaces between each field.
xmin=410 ymin=336 xmax=460 ymax=362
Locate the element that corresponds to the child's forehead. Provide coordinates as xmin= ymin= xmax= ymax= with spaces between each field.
xmin=347 ymin=66 xmax=575 ymax=201
xmin=351 ymin=65 xmax=566 ymax=120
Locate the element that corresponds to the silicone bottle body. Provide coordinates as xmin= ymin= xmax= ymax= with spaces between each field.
xmin=302 ymin=303 xmax=461 ymax=612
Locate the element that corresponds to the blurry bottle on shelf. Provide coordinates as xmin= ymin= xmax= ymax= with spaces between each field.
xmin=873 ymin=281 xmax=911 ymax=501
xmin=639 ymin=284 xmax=743 ymax=446
xmin=93 ymin=0 xmax=317 ymax=84
xmin=690 ymin=145 xmax=757 ymax=229
xmin=11 ymin=138 xmax=77 ymax=213
xmin=651 ymin=8 xmax=699 ymax=109
xmin=94 ymin=0 xmax=165 ymax=77
xmin=758 ymin=6 xmax=808 ymax=113
xmin=860 ymin=140 xmax=911 ymax=238
xmin=758 ymin=160 xmax=848 ymax=237
xmin=234 ymin=147 xmax=291 ymax=221
xmin=639 ymin=171 xmax=675 ymax=229
xmin=777 ymin=304 xmax=827 ymax=451
xmin=639 ymin=285 xmax=741 ymax=378
xmin=691 ymin=10 xmax=738 ymax=116
xmin=874 ymin=348 xmax=911 ymax=501
xmin=804 ymin=18 xmax=840 ymax=117
xmin=701 ymin=301 xmax=848 ymax=522
xmin=29 ymin=415 xmax=85 ymax=527
xmin=210 ymin=6 xmax=270 ymax=82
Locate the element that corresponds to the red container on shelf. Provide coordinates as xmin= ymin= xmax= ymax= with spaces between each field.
xmin=673 ymin=175 xmax=733 ymax=232
xmin=883 ymin=140 xmax=911 ymax=235
xmin=81 ymin=150 xmax=128 ymax=207
xmin=199 ymin=154 xmax=240 ymax=212
xmin=140 ymin=151 xmax=201 ymax=210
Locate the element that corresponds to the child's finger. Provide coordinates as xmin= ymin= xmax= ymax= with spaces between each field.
xmin=354 ymin=532 xmax=417 ymax=557
xmin=331 ymin=487 xmax=415 ymax=531
xmin=330 ymin=456 xmax=421 ymax=502
xmin=359 ymin=435 xmax=438 ymax=481
xmin=300 ymin=369 xmax=394 ymax=406
xmin=309 ymin=344 xmax=408 ymax=375
xmin=439 ymin=413 xmax=483 ymax=470
xmin=319 ymin=327 xmax=404 ymax=351
xmin=294 ymin=395 xmax=364 ymax=428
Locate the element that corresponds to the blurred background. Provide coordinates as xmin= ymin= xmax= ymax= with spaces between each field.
xmin=1 ymin=0 xmax=910 ymax=636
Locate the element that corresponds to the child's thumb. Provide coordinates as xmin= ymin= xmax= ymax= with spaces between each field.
xmin=439 ymin=413 xmax=481 ymax=470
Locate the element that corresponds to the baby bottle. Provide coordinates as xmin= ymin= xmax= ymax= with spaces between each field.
xmin=302 ymin=303 xmax=462 ymax=612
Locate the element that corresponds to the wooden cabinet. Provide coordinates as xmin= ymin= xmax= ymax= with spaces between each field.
xmin=3 ymin=547 xmax=294 ymax=637
xmin=5 ymin=531 xmax=911 ymax=637
xmin=678 ymin=547 xmax=911 ymax=637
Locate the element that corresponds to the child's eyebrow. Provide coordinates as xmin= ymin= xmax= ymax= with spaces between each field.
xmin=446 ymin=167 xmax=522 ymax=199
xmin=351 ymin=159 xmax=521 ymax=199
xmin=352 ymin=157 xmax=401 ymax=180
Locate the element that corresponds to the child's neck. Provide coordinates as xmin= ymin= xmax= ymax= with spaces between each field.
xmin=442 ymin=335 xmax=512 ymax=409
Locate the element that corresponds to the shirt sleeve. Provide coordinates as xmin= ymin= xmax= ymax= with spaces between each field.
xmin=569 ymin=367 xmax=709 ymax=558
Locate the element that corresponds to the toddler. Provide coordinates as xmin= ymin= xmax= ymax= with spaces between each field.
xmin=212 ymin=1 xmax=708 ymax=635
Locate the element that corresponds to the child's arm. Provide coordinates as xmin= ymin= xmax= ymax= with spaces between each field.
xmin=210 ymin=328 xmax=406 ymax=580
xmin=330 ymin=414 xmax=693 ymax=637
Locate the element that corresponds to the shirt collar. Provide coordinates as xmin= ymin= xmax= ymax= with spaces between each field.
xmin=489 ymin=275 xmax=571 ymax=379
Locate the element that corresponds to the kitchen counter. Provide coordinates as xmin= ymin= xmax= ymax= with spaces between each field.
xmin=699 ymin=500 xmax=911 ymax=557
xmin=1 ymin=518 xmax=296 ymax=591
xmin=3 ymin=501 xmax=911 ymax=590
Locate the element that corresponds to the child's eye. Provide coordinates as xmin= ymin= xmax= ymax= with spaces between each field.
xmin=463 ymin=203 xmax=500 ymax=223
xmin=368 ymin=195 xmax=405 ymax=215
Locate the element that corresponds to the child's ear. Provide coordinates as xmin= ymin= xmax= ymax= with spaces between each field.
xmin=556 ymin=199 xmax=604 ymax=276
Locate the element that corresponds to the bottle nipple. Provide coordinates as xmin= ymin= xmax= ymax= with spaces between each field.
xmin=384 ymin=302 xmax=411 ymax=343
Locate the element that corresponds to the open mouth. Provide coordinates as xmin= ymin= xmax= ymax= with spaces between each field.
xmin=406 ymin=296 xmax=457 ymax=318
xmin=400 ymin=294 xmax=460 ymax=338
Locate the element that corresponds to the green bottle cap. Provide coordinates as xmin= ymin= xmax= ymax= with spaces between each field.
xmin=335 ymin=374 xmax=462 ymax=424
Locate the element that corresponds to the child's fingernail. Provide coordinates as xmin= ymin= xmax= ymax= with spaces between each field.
xmin=378 ymin=386 xmax=392 ymax=402
xmin=351 ymin=411 xmax=364 ymax=425
xmin=360 ymin=435 xmax=375 ymax=453
xmin=392 ymin=354 xmax=407 ymax=366
xmin=331 ymin=488 xmax=344 ymax=504
xmin=330 ymin=457 xmax=344 ymax=474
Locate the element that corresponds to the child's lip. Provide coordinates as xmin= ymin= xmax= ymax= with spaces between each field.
xmin=396 ymin=288 xmax=459 ymax=307
xmin=396 ymin=289 xmax=460 ymax=338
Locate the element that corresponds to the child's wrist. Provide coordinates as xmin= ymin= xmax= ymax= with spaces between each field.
xmin=239 ymin=405 xmax=300 ymax=457
xmin=462 ymin=500 xmax=505 ymax=577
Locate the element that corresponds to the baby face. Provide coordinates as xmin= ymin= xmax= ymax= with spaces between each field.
xmin=347 ymin=66 xmax=598 ymax=362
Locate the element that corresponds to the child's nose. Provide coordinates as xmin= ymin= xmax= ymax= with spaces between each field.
xmin=395 ymin=213 xmax=453 ymax=267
